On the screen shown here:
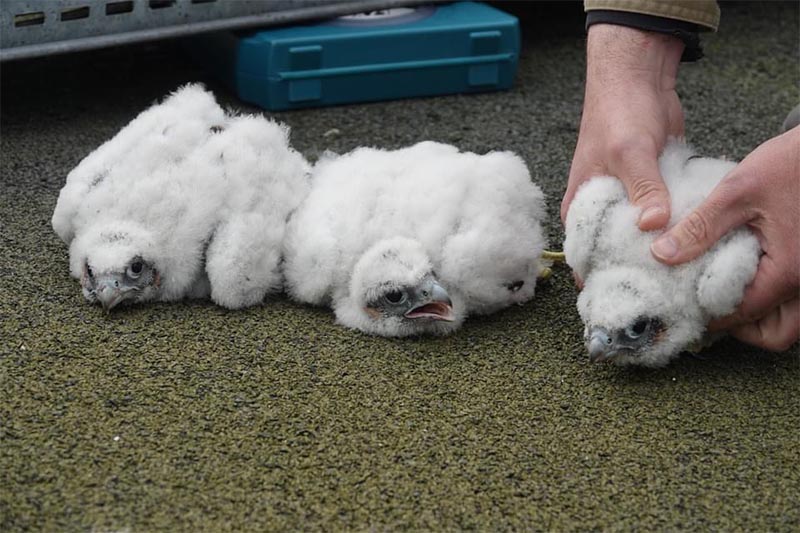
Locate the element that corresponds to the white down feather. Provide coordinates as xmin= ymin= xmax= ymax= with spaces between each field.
xmin=52 ymin=84 xmax=310 ymax=309
xmin=564 ymin=138 xmax=761 ymax=367
xmin=283 ymin=141 xmax=548 ymax=336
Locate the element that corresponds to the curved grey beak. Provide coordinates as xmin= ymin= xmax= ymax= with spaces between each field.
xmin=94 ymin=274 xmax=131 ymax=313
xmin=587 ymin=326 xmax=616 ymax=363
xmin=405 ymin=278 xmax=455 ymax=322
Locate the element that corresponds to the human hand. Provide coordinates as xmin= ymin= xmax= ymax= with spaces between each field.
xmin=562 ymin=24 xmax=686 ymax=232
xmin=651 ymin=127 xmax=800 ymax=351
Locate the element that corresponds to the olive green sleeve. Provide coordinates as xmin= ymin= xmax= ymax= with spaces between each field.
xmin=584 ymin=0 xmax=720 ymax=31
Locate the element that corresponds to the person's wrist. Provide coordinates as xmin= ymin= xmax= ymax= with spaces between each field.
xmin=587 ymin=24 xmax=684 ymax=90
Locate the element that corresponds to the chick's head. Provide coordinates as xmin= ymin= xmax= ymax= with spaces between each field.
xmin=336 ymin=237 xmax=465 ymax=336
xmin=577 ymin=265 xmax=703 ymax=367
xmin=70 ymin=221 xmax=161 ymax=312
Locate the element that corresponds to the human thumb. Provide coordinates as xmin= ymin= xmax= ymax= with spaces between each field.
xmin=650 ymin=184 xmax=748 ymax=265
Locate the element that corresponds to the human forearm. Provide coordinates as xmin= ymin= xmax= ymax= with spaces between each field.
xmin=586 ymin=23 xmax=684 ymax=89
xmin=562 ymin=24 xmax=685 ymax=230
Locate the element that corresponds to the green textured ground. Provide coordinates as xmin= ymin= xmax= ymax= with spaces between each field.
xmin=1 ymin=2 xmax=798 ymax=531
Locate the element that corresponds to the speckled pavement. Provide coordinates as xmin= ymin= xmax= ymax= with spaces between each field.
xmin=1 ymin=2 xmax=798 ymax=531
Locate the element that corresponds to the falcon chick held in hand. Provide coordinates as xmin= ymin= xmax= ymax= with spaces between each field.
xmin=52 ymin=84 xmax=310 ymax=311
xmin=564 ymin=139 xmax=761 ymax=367
xmin=282 ymin=141 xmax=549 ymax=336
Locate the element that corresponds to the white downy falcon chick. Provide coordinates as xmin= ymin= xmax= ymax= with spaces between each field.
xmin=282 ymin=141 xmax=548 ymax=336
xmin=564 ymin=139 xmax=761 ymax=367
xmin=52 ymin=84 xmax=310 ymax=311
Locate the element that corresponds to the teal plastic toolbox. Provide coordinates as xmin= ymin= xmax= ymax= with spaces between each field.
xmin=187 ymin=2 xmax=520 ymax=110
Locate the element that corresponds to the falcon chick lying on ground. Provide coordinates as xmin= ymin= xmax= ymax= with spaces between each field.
xmin=52 ymin=84 xmax=310 ymax=311
xmin=564 ymin=139 xmax=761 ymax=367
xmin=282 ymin=141 xmax=548 ymax=336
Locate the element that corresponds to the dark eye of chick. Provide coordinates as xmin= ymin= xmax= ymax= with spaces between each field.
xmin=126 ymin=258 xmax=146 ymax=280
xmin=626 ymin=318 xmax=650 ymax=339
xmin=86 ymin=264 xmax=94 ymax=278
xmin=506 ymin=280 xmax=524 ymax=292
xmin=384 ymin=290 xmax=405 ymax=304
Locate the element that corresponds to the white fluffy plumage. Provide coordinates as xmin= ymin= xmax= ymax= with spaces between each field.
xmin=564 ymin=139 xmax=761 ymax=367
xmin=283 ymin=141 xmax=548 ymax=336
xmin=52 ymin=84 xmax=310 ymax=311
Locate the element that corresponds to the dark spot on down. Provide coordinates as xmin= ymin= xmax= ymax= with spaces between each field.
xmin=90 ymin=173 xmax=107 ymax=187
xmin=506 ymin=280 xmax=524 ymax=292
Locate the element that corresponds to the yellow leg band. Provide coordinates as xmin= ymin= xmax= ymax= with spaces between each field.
xmin=540 ymin=250 xmax=565 ymax=263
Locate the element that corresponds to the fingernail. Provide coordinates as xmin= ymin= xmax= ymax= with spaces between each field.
xmin=639 ymin=206 xmax=666 ymax=228
xmin=651 ymin=235 xmax=678 ymax=259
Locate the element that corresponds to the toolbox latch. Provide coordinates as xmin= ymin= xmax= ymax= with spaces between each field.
xmin=288 ymin=45 xmax=322 ymax=102
xmin=468 ymin=31 xmax=501 ymax=87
